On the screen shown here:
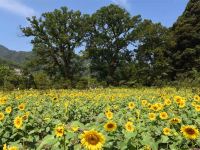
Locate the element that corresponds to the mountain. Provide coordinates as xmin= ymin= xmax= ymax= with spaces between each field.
xmin=0 ymin=44 xmax=32 ymax=65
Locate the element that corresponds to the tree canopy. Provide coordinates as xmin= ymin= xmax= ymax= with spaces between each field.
xmin=17 ymin=1 xmax=200 ymax=88
xmin=171 ymin=0 xmax=200 ymax=77
xmin=21 ymin=7 xmax=89 ymax=80
xmin=85 ymin=4 xmax=141 ymax=85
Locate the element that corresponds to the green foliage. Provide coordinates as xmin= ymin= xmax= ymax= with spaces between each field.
xmin=0 ymin=65 xmax=12 ymax=87
xmin=0 ymin=1 xmax=198 ymax=89
xmin=0 ymin=65 xmax=26 ymax=90
xmin=33 ymin=71 xmax=51 ymax=89
xmin=0 ymin=58 xmax=18 ymax=68
xmin=52 ymin=78 xmax=72 ymax=89
xmin=21 ymin=7 xmax=89 ymax=80
xmin=76 ymin=78 xmax=88 ymax=89
xmin=171 ymin=0 xmax=200 ymax=77
xmin=1 ymin=88 xmax=200 ymax=149
xmin=169 ymin=69 xmax=200 ymax=88
xmin=135 ymin=20 xmax=175 ymax=86
xmin=85 ymin=4 xmax=141 ymax=85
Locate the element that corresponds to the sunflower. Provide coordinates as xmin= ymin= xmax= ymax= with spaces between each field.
xmin=195 ymin=105 xmax=200 ymax=112
xmin=125 ymin=121 xmax=135 ymax=132
xmin=81 ymin=130 xmax=105 ymax=150
xmin=22 ymin=112 xmax=30 ymax=120
xmin=105 ymin=111 xmax=113 ymax=120
xmin=147 ymin=103 xmax=152 ymax=108
xmin=148 ymin=113 xmax=156 ymax=121
xmin=164 ymin=99 xmax=171 ymax=106
xmin=143 ymin=145 xmax=151 ymax=150
xmin=22 ymin=111 xmax=30 ymax=120
xmin=150 ymin=103 xmax=162 ymax=111
xmin=8 ymin=146 xmax=18 ymax=150
xmin=3 ymin=144 xmax=7 ymax=150
xmin=163 ymin=127 xmax=171 ymax=136
xmin=178 ymin=100 xmax=186 ymax=108
xmin=104 ymin=121 xmax=117 ymax=132
xmin=191 ymin=101 xmax=197 ymax=107
xmin=174 ymin=96 xmax=183 ymax=104
xmin=159 ymin=112 xmax=168 ymax=120
xmin=194 ymin=95 xmax=200 ymax=102
xmin=170 ymin=117 xmax=181 ymax=124
xmin=150 ymin=104 xmax=159 ymax=111
xmin=141 ymin=100 xmax=148 ymax=106
xmin=14 ymin=116 xmax=23 ymax=129
xmin=22 ymin=115 xmax=28 ymax=120
xmin=5 ymin=106 xmax=12 ymax=114
xmin=0 ymin=97 xmax=7 ymax=105
xmin=157 ymin=103 xmax=164 ymax=110
xmin=181 ymin=125 xmax=199 ymax=140
xmin=55 ymin=125 xmax=64 ymax=137
xmin=113 ymin=105 xmax=119 ymax=110
xmin=18 ymin=103 xmax=25 ymax=111
xmin=0 ymin=112 xmax=5 ymax=121
xmin=128 ymin=102 xmax=135 ymax=110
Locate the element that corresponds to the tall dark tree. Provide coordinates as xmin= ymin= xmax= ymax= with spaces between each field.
xmin=21 ymin=7 xmax=89 ymax=80
xmin=135 ymin=20 xmax=175 ymax=85
xmin=85 ymin=4 xmax=141 ymax=85
xmin=171 ymin=0 xmax=200 ymax=77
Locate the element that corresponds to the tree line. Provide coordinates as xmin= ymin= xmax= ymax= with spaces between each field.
xmin=1 ymin=0 xmax=200 ymax=89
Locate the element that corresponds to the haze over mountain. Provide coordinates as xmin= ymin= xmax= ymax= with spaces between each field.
xmin=0 ymin=44 xmax=32 ymax=65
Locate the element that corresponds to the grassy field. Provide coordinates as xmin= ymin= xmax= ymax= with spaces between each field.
xmin=0 ymin=88 xmax=200 ymax=150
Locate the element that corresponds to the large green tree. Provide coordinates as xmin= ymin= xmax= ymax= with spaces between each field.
xmin=171 ymin=0 xmax=200 ymax=77
xmin=21 ymin=7 xmax=88 ymax=80
xmin=85 ymin=4 xmax=141 ymax=85
xmin=135 ymin=20 xmax=175 ymax=85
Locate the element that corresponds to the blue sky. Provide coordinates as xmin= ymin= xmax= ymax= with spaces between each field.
xmin=0 ymin=0 xmax=189 ymax=51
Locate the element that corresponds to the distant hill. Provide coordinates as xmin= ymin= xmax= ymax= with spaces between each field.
xmin=0 ymin=44 xmax=32 ymax=65
xmin=0 ymin=57 xmax=18 ymax=67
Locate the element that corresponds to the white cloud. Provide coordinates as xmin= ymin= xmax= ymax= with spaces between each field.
xmin=111 ymin=0 xmax=130 ymax=10
xmin=0 ymin=0 xmax=36 ymax=17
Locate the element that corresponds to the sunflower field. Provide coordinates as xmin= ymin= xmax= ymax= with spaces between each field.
xmin=0 ymin=88 xmax=200 ymax=150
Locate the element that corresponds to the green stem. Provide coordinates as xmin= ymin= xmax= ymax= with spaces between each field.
xmin=64 ymin=135 xmax=66 ymax=150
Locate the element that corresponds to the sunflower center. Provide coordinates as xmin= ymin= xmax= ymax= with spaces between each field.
xmin=87 ymin=134 xmax=100 ymax=145
xmin=57 ymin=129 xmax=63 ymax=134
xmin=153 ymin=106 xmax=158 ymax=110
xmin=107 ymin=123 xmax=114 ymax=128
xmin=185 ymin=128 xmax=195 ymax=135
xmin=165 ymin=129 xmax=169 ymax=133
xmin=127 ymin=125 xmax=132 ymax=130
